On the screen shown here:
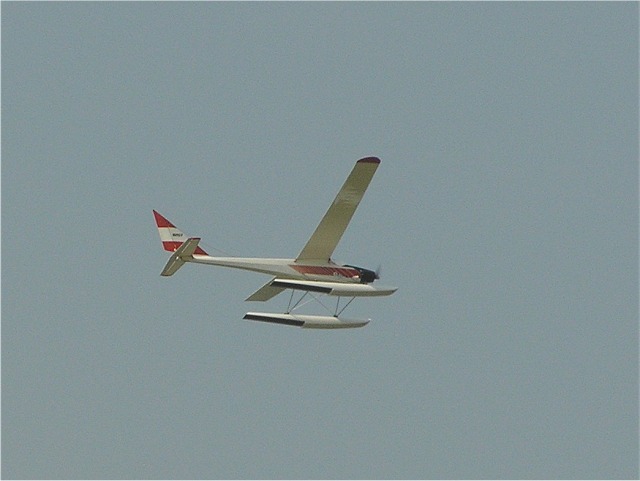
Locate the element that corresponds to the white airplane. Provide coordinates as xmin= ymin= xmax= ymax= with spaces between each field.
xmin=153 ymin=156 xmax=397 ymax=329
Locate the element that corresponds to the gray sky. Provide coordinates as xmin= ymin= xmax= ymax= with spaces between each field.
xmin=3 ymin=2 xmax=638 ymax=479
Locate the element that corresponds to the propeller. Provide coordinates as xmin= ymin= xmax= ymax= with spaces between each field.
xmin=375 ymin=264 xmax=382 ymax=280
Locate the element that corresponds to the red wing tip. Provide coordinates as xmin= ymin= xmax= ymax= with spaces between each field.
xmin=357 ymin=156 xmax=381 ymax=164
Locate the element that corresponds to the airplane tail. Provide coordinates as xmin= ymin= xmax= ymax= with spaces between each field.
xmin=153 ymin=211 xmax=209 ymax=276
xmin=153 ymin=210 xmax=208 ymax=255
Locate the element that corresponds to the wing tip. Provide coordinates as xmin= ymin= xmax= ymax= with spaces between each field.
xmin=357 ymin=156 xmax=381 ymax=164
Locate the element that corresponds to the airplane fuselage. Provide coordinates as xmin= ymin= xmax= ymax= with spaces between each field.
xmin=188 ymin=255 xmax=369 ymax=283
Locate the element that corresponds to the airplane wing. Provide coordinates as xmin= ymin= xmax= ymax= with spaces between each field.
xmin=296 ymin=157 xmax=380 ymax=263
xmin=245 ymin=278 xmax=286 ymax=302
xmin=270 ymin=279 xmax=397 ymax=297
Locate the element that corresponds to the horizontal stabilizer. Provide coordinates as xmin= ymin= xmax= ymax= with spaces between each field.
xmin=270 ymin=279 xmax=397 ymax=297
xmin=243 ymin=312 xmax=369 ymax=329
xmin=246 ymin=278 xmax=286 ymax=302
xmin=160 ymin=237 xmax=202 ymax=276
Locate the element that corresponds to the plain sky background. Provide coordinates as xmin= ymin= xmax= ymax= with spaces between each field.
xmin=2 ymin=2 xmax=638 ymax=479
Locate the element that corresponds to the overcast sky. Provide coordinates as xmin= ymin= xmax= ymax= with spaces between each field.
xmin=3 ymin=2 xmax=638 ymax=479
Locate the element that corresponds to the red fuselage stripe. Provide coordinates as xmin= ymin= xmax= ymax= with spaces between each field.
xmin=291 ymin=265 xmax=360 ymax=278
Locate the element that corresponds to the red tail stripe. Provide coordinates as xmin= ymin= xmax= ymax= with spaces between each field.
xmin=153 ymin=210 xmax=175 ymax=228
xmin=161 ymin=241 xmax=208 ymax=256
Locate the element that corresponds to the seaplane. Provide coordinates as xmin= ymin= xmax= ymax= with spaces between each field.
xmin=153 ymin=156 xmax=397 ymax=329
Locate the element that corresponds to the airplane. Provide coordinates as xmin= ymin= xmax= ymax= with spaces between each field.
xmin=153 ymin=156 xmax=397 ymax=329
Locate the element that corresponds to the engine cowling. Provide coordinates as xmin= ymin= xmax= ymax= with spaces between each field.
xmin=344 ymin=265 xmax=378 ymax=284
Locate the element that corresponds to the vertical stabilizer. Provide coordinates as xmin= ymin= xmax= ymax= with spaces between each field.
xmin=153 ymin=210 xmax=208 ymax=255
